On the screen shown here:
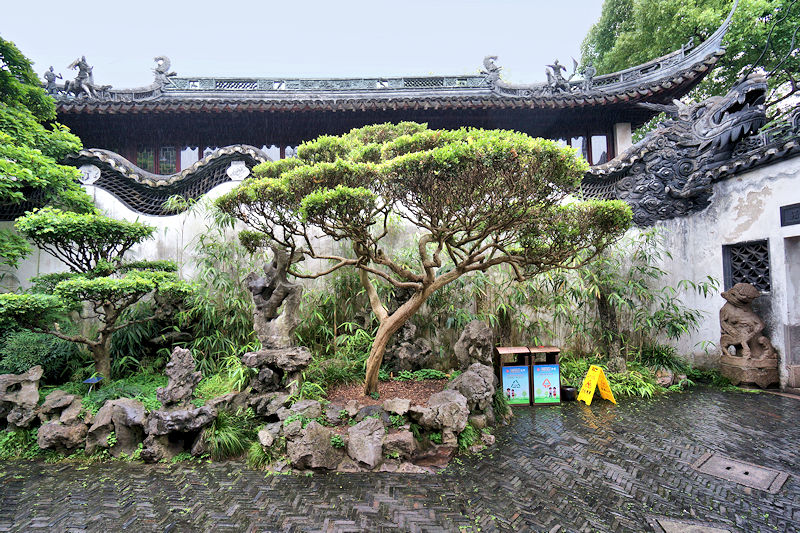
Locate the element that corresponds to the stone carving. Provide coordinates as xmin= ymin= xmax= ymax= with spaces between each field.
xmin=152 ymin=56 xmax=177 ymax=86
xmin=718 ymin=283 xmax=778 ymax=388
xmin=453 ymin=320 xmax=495 ymax=370
xmin=157 ymin=346 xmax=202 ymax=408
xmin=0 ymin=365 xmax=43 ymax=429
xmin=581 ymin=62 xmax=596 ymax=92
xmin=481 ymin=55 xmax=502 ymax=88
xmin=63 ymin=56 xmax=110 ymax=99
xmin=582 ymin=74 xmax=768 ymax=226
xmin=545 ymin=59 xmax=577 ymax=93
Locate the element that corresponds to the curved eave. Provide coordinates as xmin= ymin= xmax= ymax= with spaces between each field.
xmin=56 ymin=51 xmax=722 ymax=116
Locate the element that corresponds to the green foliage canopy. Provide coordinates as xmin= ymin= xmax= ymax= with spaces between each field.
xmin=0 ymin=208 xmax=192 ymax=379
xmin=0 ymin=37 xmax=95 ymax=267
xmin=581 ymin=0 xmax=800 ymax=103
xmin=14 ymin=208 xmax=157 ymax=272
xmin=218 ymin=122 xmax=632 ymax=393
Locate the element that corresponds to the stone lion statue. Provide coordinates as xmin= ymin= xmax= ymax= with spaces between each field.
xmin=719 ymin=282 xmax=776 ymax=360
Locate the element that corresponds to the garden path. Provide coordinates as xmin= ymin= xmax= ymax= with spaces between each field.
xmin=1 ymin=387 xmax=798 ymax=532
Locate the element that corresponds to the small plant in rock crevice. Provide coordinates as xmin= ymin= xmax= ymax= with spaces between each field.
xmin=458 ymin=424 xmax=480 ymax=452
xmin=202 ymin=408 xmax=257 ymax=460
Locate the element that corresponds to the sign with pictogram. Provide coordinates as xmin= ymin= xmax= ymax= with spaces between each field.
xmin=502 ymin=365 xmax=530 ymax=405
xmin=577 ymin=365 xmax=617 ymax=406
xmin=533 ymin=364 xmax=561 ymax=404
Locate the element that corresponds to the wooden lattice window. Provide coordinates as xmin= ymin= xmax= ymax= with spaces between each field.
xmin=723 ymin=240 xmax=771 ymax=292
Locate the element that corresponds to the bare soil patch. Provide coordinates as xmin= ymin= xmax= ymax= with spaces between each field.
xmin=326 ymin=379 xmax=448 ymax=407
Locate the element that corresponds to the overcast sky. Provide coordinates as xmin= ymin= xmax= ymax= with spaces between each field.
xmin=3 ymin=1 xmax=603 ymax=88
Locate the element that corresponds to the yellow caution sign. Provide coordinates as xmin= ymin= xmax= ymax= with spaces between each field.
xmin=577 ymin=365 xmax=617 ymax=406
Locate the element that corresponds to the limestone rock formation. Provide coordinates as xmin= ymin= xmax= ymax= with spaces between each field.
xmin=0 ymin=365 xmax=43 ymax=429
xmin=86 ymin=398 xmax=146 ymax=457
xmin=408 ymin=389 xmax=469 ymax=447
xmin=383 ymin=323 xmax=436 ymax=372
xmin=382 ymin=398 xmax=410 ymax=416
xmin=447 ymin=363 xmax=496 ymax=414
xmin=140 ymin=405 xmax=217 ymax=463
xmin=38 ymin=390 xmax=81 ymax=424
xmin=36 ymin=389 xmax=88 ymax=451
xmin=719 ymin=283 xmax=778 ymax=388
xmin=382 ymin=430 xmax=417 ymax=460
xmin=287 ymin=399 xmax=323 ymax=420
xmin=38 ymin=418 xmax=88 ymax=451
xmin=347 ymin=417 xmax=385 ymax=469
xmin=453 ymin=320 xmax=495 ymax=370
xmin=157 ymin=346 xmax=202 ymax=407
xmin=249 ymin=392 xmax=290 ymax=419
xmin=286 ymin=421 xmax=343 ymax=470
xmin=241 ymin=347 xmax=312 ymax=394
xmin=246 ymin=246 xmax=304 ymax=349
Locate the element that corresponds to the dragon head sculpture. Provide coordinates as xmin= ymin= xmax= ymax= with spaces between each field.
xmin=683 ymin=73 xmax=767 ymax=154
xmin=583 ymin=74 xmax=769 ymax=226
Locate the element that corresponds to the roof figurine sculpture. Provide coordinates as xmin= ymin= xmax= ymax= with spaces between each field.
xmin=544 ymin=58 xmax=578 ymax=94
xmin=63 ymin=56 xmax=111 ymax=99
xmin=42 ymin=66 xmax=61 ymax=95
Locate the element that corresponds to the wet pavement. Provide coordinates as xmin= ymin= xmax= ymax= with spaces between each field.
xmin=0 ymin=387 xmax=798 ymax=532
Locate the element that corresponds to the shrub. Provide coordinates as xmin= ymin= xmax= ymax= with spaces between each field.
xmin=247 ymin=435 xmax=286 ymax=469
xmin=0 ymin=328 xmax=82 ymax=382
xmin=330 ymin=434 xmax=345 ymax=448
xmin=202 ymin=408 xmax=257 ymax=460
xmin=558 ymin=353 xmax=659 ymax=398
xmin=492 ymin=387 xmax=511 ymax=419
xmin=635 ymin=343 xmax=688 ymax=372
xmin=42 ymin=373 xmax=167 ymax=414
xmin=605 ymin=362 xmax=657 ymax=398
xmin=458 ymin=424 xmax=480 ymax=451
xmin=0 ymin=428 xmax=41 ymax=459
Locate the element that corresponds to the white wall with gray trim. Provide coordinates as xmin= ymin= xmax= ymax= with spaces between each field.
xmin=656 ymin=156 xmax=800 ymax=388
xmin=4 ymin=155 xmax=800 ymax=388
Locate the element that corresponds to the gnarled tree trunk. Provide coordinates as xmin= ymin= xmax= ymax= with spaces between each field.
xmin=89 ymin=333 xmax=113 ymax=381
xmin=363 ymin=291 xmax=428 ymax=395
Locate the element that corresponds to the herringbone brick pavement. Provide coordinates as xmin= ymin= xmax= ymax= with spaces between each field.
xmin=1 ymin=388 xmax=797 ymax=532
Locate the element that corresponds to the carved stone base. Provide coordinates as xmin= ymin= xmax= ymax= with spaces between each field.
xmin=720 ymin=355 xmax=778 ymax=388
xmin=787 ymin=365 xmax=800 ymax=389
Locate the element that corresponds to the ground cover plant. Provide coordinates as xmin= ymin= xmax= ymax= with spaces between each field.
xmin=218 ymin=122 xmax=632 ymax=394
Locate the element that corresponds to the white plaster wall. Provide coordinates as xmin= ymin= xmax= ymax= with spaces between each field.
xmin=4 ymin=180 xmax=241 ymax=289
xmin=655 ymin=156 xmax=800 ymax=387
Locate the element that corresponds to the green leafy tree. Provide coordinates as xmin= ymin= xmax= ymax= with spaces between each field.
xmin=0 ymin=37 xmax=95 ymax=267
xmin=217 ymin=122 xmax=632 ymax=394
xmin=581 ymin=0 xmax=800 ymax=107
xmin=0 ymin=208 xmax=192 ymax=379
